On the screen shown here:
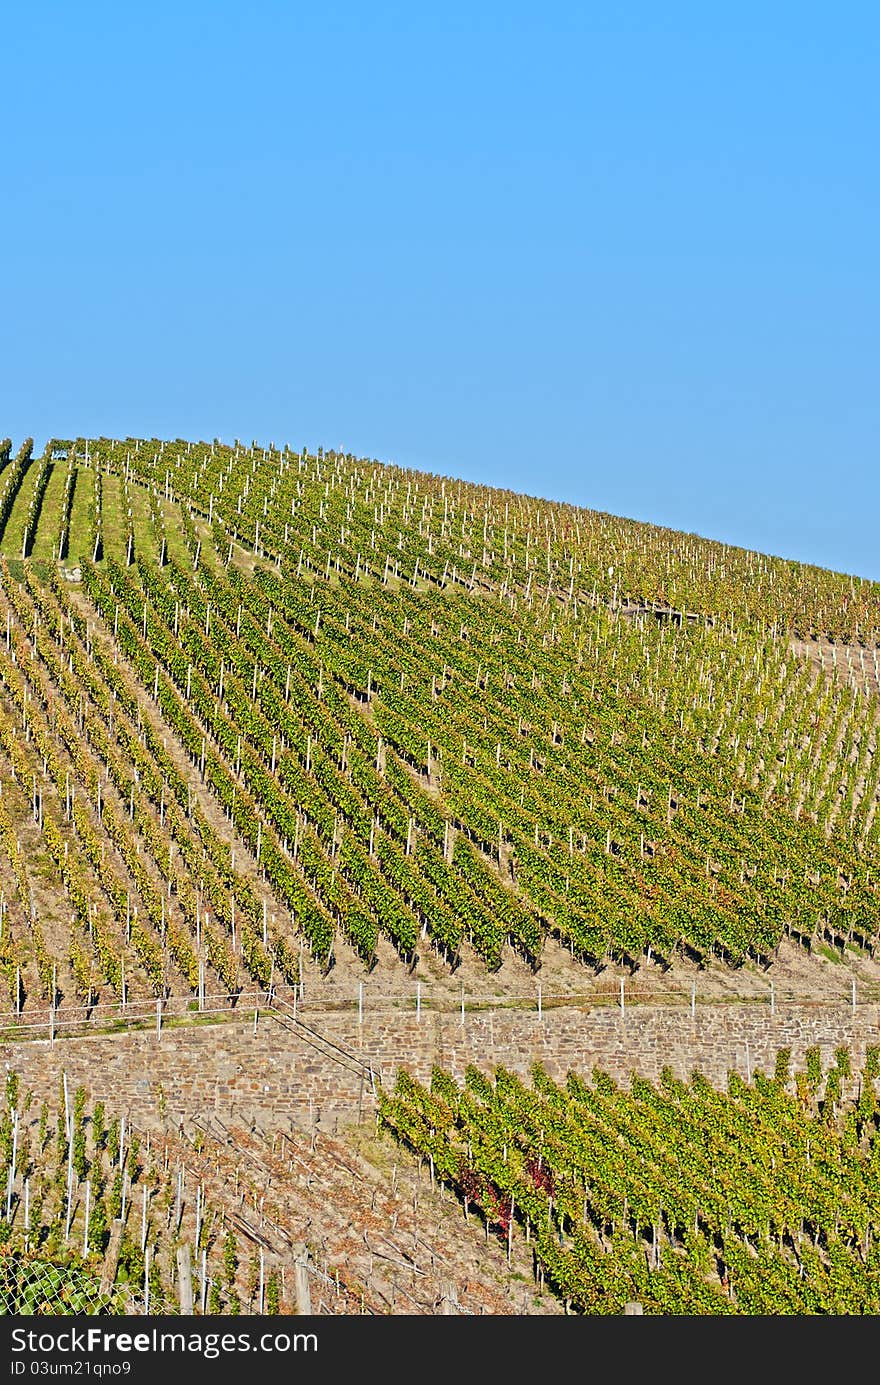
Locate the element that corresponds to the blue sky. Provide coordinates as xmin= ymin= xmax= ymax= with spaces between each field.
xmin=2 ymin=3 xmax=877 ymax=580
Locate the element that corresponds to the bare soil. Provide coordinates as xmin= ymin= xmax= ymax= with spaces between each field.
xmin=170 ymin=1109 xmax=559 ymax=1315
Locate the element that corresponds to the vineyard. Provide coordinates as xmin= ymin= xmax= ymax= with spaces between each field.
xmin=380 ymin=1046 xmax=880 ymax=1314
xmin=0 ymin=1066 xmax=263 ymax=1315
xmin=0 ymin=431 xmax=878 ymax=1315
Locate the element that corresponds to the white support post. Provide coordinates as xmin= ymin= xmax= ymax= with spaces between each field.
xmin=64 ymin=1137 xmax=74 ymax=1242
xmin=83 ymin=1181 xmax=91 ymax=1257
xmin=6 ymin=1108 xmax=18 ymax=1219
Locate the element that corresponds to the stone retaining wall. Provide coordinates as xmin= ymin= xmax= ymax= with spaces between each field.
xmin=3 ymin=1001 xmax=878 ymax=1133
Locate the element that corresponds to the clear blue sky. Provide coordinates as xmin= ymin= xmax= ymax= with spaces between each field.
xmin=3 ymin=3 xmax=877 ymax=580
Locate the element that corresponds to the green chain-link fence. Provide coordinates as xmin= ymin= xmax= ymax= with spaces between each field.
xmin=0 ymin=1251 xmax=136 ymax=1314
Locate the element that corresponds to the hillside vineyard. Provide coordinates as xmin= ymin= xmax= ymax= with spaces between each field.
xmin=380 ymin=1051 xmax=880 ymax=1314
xmin=0 ymin=432 xmax=878 ymax=1316
xmin=0 ymin=433 xmax=877 ymax=1007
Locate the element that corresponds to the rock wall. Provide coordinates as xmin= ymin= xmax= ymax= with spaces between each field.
xmin=4 ymin=1001 xmax=877 ymax=1134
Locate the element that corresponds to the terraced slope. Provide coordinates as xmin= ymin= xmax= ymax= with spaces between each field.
xmin=1 ymin=432 xmax=879 ymax=1318
xmin=5 ymin=1038 xmax=878 ymax=1317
